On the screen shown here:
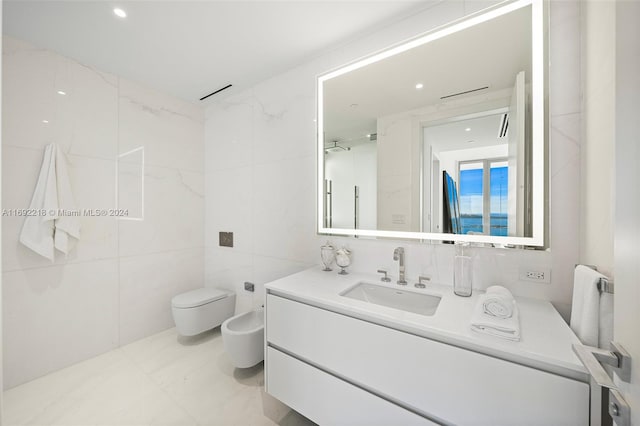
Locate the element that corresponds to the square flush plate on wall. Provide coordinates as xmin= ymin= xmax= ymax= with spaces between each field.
xmin=219 ymin=232 xmax=233 ymax=247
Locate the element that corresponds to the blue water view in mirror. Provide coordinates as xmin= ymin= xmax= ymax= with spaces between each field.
xmin=459 ymin=166 xmax=508 ymax=236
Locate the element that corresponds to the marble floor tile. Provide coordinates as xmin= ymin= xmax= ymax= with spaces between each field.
xmin=3 ymin=327 xmax=316 ymax=426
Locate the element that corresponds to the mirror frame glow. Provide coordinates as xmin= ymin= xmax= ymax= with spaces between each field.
xmin=317 ymin=0 xmax=546 ymax=246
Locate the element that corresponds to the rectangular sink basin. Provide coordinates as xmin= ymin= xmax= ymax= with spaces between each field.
xmin=340 ymin=282 xmax=441 ymax=316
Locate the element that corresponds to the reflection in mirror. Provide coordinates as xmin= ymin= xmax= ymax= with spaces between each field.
xmin=425 ymin=101 xmax=527 ymax=237
xmin=318 ymin=0 xmax=544 ymax=246
xmin=442 ymin=170 xmax=461 ymax=234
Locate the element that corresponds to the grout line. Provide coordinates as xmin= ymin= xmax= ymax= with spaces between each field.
xmin=549 ymin=111 xmax=581 ymax=118
xmin=118 ymin=246 xmax=206 ymax=261
xmin=113 ymin=348 xmax=201 ymax=425
xmin=4 ymin=144 xmax=206 ymax=175
xmin=4 ymin=143 xmax=115 ymax=163
xmin=2 ymin=256 xmax=119 ymax=274
xmin=2 ymin=246 xmax=206 ymax=274
xmin=250 ymin=88 xmax=256 ymax=304
xmin=117 ymin=75 xmax=122 ymax=349
xmin=251 ymin=153 xmax=315 ymax=169
xmin=117 ymin=331 xmax=205 ymax=425
xmin=207 ymin=153 xmax=315 ymax=174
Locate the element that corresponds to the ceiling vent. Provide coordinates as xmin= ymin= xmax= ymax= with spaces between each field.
xmin=200 ymin=84 xmax=233 ymax=101
xmin=440 ymin=86 xmax=489 ymax=100
xmin=369 ymin=133 xmax=377 ymax=141
xmin=498 ymin=113 xmax=509 ymax=138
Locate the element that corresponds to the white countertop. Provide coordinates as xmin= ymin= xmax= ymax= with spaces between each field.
xmin=265 ymin=267 xmax=588 ymax=382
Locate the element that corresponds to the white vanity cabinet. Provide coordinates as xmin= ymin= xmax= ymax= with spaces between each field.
xmin=265 ymin=293 xmax=589 ymax=425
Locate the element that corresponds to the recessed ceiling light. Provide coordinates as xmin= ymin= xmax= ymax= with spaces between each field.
xmin=415 ymin=83 xmax=424 ymax=89
xmin=366 ymin=134 xmax=371 ymax=138
xmin=465 ymin=127 xmax=471 ymax=132
xmin=113 ymin=8 xmax=127 ymax=18
xmin=42 ymin=120 xmax=49 ymax=124
xmin=57 ymin=90 xmax=66 ymax=95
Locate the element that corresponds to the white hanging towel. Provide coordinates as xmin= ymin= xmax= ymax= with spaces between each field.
xmin=52 ymin=144 xmax=80 ymax=254
xmin=19 ymin=144 xmax=57 ymax=260
xmin=570 ymin=265 xmax=605 ymax=347
xmin=19 ymin=144 xmax=80 ymax=260
xmin=599 ymin=292 xmax=614 ymax=349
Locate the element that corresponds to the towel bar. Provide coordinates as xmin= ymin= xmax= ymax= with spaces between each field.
xmin=597 ymin=277 xmax=614 ymax=294
xmin=575 ymin=264 xmax=614 ymax=294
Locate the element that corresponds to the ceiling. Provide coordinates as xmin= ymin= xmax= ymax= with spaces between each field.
xmin=3 ymin=1 xmax=431 ymax=104
xmin=323 ymin=4 xmax=531 ymax=144
xmin=426 ymin=112 xmax=507 ymax=154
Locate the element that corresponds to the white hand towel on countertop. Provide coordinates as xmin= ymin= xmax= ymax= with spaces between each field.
xmin=483 ymin=285 xmax=515 ymax=318
xmin=570 ymin=265 xmax=606 ymax=347
xmin=471 ymin=294 xmax=520 ymax=341
xmin=19 ymin=144 xmax=80 ymax=260
xmin=471 ymin=292 xmax=521 ymax=341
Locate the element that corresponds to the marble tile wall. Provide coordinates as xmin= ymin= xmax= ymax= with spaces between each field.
xmin=579 ymin=0 xmax=615 ymax=276
xmin=1 ymin=0 xmax=582 ymax=391
xmin=2 ymin=36 xmax=205 ymax=389
xmin=204 ymin=1 xmax=582 ymax=321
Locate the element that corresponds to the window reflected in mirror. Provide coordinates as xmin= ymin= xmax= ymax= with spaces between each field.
xmin=318 ymin=0 xmax=545 ymax=246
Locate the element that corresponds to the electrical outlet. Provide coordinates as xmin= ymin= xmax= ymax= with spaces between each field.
xmin=526 ymin=271 xmax=545 ymax=280
xmin=519 ymin=267 xmax=551 ymax=283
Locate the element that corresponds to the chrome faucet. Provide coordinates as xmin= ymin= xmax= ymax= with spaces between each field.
xmin=393 ymin=247 xmax=407 ymax=285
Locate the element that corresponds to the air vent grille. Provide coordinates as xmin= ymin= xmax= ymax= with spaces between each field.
xmin=498 ymin=113 xmax=509 ymax=138
xmin=440 ymin=86 xmax=489 ymax=100
xmin=200 ymin=84 xmax=233 ymax=101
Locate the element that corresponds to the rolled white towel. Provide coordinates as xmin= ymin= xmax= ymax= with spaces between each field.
xmin=471 ymin=292 xmax=521 ymax=341
xmin=483 ymin=285 xmax=515 ymax=319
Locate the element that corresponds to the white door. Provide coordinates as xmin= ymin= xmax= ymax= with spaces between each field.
xmin=577 ymin=3 xmax=639 ymax=424
xmin=507 ymin=71 xmax=525 ymax=236
xmin=614 ymin=1 xmax=640 ymax=424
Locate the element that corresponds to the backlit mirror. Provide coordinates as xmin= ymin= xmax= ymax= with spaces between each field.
xmin=317 ymin=0 xmax=546 ymax=246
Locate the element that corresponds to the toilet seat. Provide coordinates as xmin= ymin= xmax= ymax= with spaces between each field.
xmin=172 ymin=287 xmax=229 ymax=309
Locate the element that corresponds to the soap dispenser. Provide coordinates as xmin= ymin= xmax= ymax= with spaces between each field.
xmin=453 ymin=242 xmax=472 ymax=297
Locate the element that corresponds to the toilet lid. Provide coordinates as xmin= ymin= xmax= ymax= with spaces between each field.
xmin=172 ymin=287 xmax=229 ymax=309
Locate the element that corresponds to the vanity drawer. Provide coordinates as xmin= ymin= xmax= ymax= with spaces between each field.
xmin=267 ymin=347 xmax=435 ymax=426
xmin=266 ymin=294 xmax=589 ymax=425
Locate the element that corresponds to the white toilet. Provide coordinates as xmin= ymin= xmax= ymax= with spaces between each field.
xmin=221 ymin=308 xmax=264 ymax=368
xmin=171 ymin=287 xmax=236 ymax=336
